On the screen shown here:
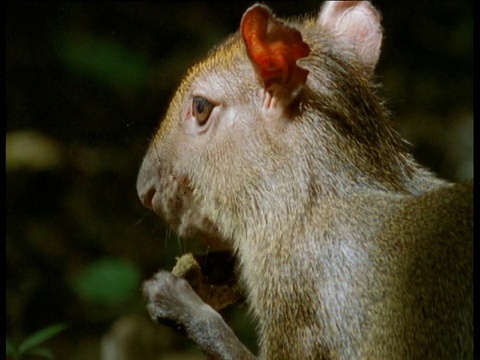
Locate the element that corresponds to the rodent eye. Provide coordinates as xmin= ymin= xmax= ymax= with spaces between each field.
xmin=192 ymin=96 xmax=215 ymax=126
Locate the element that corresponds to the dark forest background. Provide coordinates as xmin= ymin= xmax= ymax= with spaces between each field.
xmin=6 ymin=1 xmax=473 ymax=359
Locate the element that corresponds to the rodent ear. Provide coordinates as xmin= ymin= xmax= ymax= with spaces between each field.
xmin=241 ymin=4 xmax=311 ymax=98
xmin=317 ymin=1 xmax=382 ymax=74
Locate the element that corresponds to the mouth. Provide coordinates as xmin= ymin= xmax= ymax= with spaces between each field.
xmin=144 ymin=173 xmax=231 ymax=250
xmin=148 ymin=173 xmax=193 ymax=230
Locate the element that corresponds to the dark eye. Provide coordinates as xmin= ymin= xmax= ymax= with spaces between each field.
xmin=192 ymin=96 xmax=215 ymax=125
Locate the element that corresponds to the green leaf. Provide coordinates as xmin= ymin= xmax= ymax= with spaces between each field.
xmin=25 ymin=346 xmax=54 ymax=360
xmin=6 ymin=338 xmax=18 ymax=355
xmin=71 ymin=258 xmax=141 ymax=304
xmin=18 ymin=323 xmax=67 ymax=354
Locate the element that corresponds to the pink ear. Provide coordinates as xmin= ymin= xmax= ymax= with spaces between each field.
xmin=241 ymin=4 xmax=311 ymax=95
xmin=317 ymin=1 xmax=382 ymax=73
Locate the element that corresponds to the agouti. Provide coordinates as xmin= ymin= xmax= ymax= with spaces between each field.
xmin=137 ymin=1 xmax=473 ymax=359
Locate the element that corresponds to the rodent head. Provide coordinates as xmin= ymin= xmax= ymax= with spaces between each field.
xmin=137 ymin=1 xmax=409 ymax=246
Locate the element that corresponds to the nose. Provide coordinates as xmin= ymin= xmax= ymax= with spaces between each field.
xmin=136 ymin=156 xmax=157 ymax=209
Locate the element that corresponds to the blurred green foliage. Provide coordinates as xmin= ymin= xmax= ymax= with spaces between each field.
xmin=56 ymin=34 xmax=151 ymax=91
xmin=71 ymin=258 xmax=141 ymax=304
xmin=7 ymin=323 xmax=68 ymax=360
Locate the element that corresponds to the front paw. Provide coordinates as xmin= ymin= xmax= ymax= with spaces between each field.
xmin=143 ymin=270 xmax=204 ymax=328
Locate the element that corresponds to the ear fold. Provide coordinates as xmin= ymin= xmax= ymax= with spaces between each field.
xmin=317 ymin=1 xmax=383 ymax=73
xmin=241 ymin=4 xmax=311 ymax=99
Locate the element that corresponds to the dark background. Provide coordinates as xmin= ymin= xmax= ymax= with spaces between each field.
xmin=6 ymin=1 xmax=473 ymax=359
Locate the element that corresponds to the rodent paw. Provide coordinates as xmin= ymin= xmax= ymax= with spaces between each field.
xmin=143 ymin=270 xmax=204 ymax=325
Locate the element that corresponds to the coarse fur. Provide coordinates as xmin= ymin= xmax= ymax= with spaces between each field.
xmin=137 ymin=1 xmax=473 ymax=359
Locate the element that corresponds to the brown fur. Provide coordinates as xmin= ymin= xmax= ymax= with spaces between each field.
xmin=137 ymin=2 xmax=473 ymax=359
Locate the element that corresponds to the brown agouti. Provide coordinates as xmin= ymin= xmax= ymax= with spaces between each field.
xmin=137 ymin=1 xmax=473 ymax=359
